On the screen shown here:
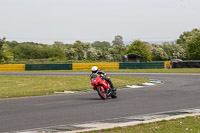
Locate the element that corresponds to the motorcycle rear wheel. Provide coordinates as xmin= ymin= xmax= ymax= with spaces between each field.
xmin=97 ymin=86 xmax=107 ymax=100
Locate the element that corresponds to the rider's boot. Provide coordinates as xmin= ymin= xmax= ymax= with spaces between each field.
xmin=106 ymin=77 xmax=116 ymax=91
xmin=110 ymin=82 xmax=116 ymax=91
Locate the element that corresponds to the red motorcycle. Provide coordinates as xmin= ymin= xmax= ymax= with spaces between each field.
xmin=91 ymin=74 xmax=117 ymax=100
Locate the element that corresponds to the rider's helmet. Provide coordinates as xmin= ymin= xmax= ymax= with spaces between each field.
xmin=91 ymin=66 xmax=98 ymax=73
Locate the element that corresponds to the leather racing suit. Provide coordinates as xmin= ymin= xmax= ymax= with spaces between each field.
xmin=90 ymin=70 xmax=116 ymax=91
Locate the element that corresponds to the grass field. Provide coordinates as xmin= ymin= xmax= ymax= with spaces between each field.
xmin=83 ymin=116 xmax=200 ymax=133
xmin=0 ymin=76 xmax=148 ymax=98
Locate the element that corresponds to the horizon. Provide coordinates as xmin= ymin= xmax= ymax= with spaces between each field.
xmin=2 ymin=38 xmax=174 ymax=45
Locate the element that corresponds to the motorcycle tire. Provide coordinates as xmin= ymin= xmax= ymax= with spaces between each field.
xmin=97 ymin=86 xmax=107 ymax=100
xmin=111 ymin=91 xmax=117 ymax=98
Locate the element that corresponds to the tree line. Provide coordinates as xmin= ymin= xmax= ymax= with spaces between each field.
xmin=0 ymin=28 xmax=200 ymax=64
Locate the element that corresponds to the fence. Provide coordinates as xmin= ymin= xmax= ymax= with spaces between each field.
xmin=72 ymin=63 xmax=119 ymax=70
xmin=0 ymin=62 xmax=169 ymax=71
xmin=119 ymin=62 xmax=164 ymax=69
xmin=0 ymin=64 xmax=25 ymax=71
xmin=172 ymin=62 xmax=200 ymax=68
xmin=25 ymin=64 xmax=72 ymax=70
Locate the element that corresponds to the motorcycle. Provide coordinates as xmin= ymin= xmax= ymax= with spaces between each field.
xmin=91 ymin=74 xmax=117 ymax=100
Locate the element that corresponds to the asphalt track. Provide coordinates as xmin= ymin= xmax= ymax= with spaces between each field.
xmin=0 ymin=72 xmax=200 ymax=132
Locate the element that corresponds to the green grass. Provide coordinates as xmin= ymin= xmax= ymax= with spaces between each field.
xmin=0 ymin=76 xmax=148 ymax=98
xmin=83 ymin=116 xmax=200 ymax=133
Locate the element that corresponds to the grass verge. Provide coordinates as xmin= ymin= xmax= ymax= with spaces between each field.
xmin=83 ymin=116 xmax=200 ymax=133
xmin=0 ymin=76 xmax=148 ymax=98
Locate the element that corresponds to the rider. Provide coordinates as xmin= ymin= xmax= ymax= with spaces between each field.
xmin=90 ymin=66 xmax=116 ymax=91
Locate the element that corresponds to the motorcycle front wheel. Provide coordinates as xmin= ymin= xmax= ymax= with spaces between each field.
xmin=97 ymin=86 xmax=107 ymax=100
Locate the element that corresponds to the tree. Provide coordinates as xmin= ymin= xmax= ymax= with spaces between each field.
xmin=162 ymin=42 xmax=186 ymax=60
xmin=87 ymin=47 xmax=99 ymax=61
xmin=150 ymin=44 xmax=168 ymax=61
xmin=108 ymin=45 xmax=126 ymax=62
xmin=73 ymin=41 xmax=89 ymax=60
xmin=162 ymin=42 xmax=172 ymax=59
xmin=171 ymin=44 xmax=186 ymax=59
xmin=46 ymin=46 xmax=65 ymax=59
xmin=65 ymin=41 xmax=99 ymax=60
xmin=6 ymin=41 xmax=19 ymax=48
xmin=176 ymin=28 xmax=200 ymax=60
xmin=65 ymin=46 xmax=78 ymax=60
xmin=0 ymin=37 xmax=6 ymax=49
xmin=12 ymin=43 xmax=65 ymax=59
xmin=176 ymin=28 xmax=200 ymax=48
xmin=112 ymin=35 xmax=124 ymax=46
xmin=125 ymin=40 xmax=151 ymax=62
xmin=91 ymin=41 xmax=111 ymax=51
xmin=12 ymin=43 xmax=44 ymax=59
xmin=53 ymin=41 xmax=65 ymax=49
xmin=186 ymin=35 xmax=200 ymax=60
xmin=0 ymin=42 xmax=14 ymax=63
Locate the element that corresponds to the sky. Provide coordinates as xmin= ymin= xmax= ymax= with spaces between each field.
xmin=0 ymin=0 xmax=200 ymax=44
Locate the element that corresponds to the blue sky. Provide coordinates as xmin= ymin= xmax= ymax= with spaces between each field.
xmin=0 ymin=0 xmax=200 ymax=44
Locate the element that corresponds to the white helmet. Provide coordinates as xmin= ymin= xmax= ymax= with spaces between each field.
xmin=91 ymin=66 xmax=98 ymax=73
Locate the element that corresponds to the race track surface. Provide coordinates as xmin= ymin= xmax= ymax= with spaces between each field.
xmin=0 ymin=72 xmax=200 ymax=132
